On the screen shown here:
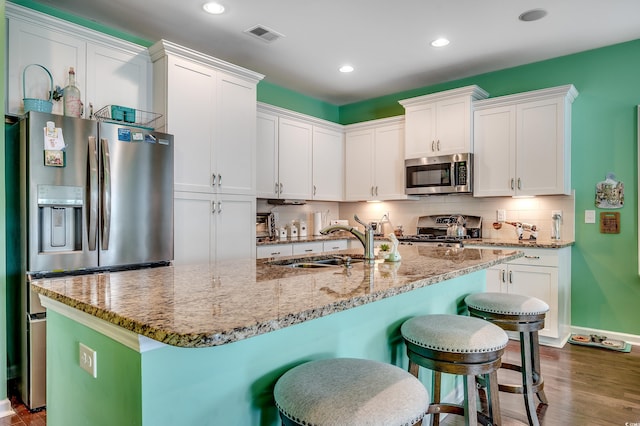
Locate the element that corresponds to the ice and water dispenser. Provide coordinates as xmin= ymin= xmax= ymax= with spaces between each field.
xmin=37 ymin=184 xmax=83 ymax=253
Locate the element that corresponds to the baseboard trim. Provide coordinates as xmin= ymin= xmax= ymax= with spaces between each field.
xmin=571 ymin=326 xmax=640 ymax=346
xmin=0 ymin=398 xmax=15 ymax=419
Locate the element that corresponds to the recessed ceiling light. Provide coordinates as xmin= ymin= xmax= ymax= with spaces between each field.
xmin=339 ymin=65 xmax=354 ymax=73
xmin=203 ymin=2 xmax=225 ymax=14
xmin=431 ymin=38 xmax=450 ymax=48
xmin=519 ymin=9 xmax=547 ymax=22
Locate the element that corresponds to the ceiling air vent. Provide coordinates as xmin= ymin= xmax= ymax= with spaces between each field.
xmin=244 ymin=25 xmax=284 ymax=43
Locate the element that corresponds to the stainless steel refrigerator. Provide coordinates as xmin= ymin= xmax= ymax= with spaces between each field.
xmin=15 ymin=111 xmax=174 ymax=410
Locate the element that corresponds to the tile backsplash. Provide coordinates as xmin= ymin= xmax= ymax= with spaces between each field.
xmin=258 ymin=192 xmax=575 ymax=242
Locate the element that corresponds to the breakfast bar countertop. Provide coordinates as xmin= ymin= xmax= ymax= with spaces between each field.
xmin=30 ymin=245 xmax=523 ymax=349
xmin=464 ymin=238 xmax=575 ymax=249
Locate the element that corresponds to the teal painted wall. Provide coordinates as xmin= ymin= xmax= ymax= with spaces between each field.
xmin=256 ymin=80 xmax=340 ymax=123
xmin=46 ymin=272 xmax=484 ymax=425
xmin=339 ymin=40 xmax=640 ymax=336
xmin=47 ymin=311 xmax=142 ymax=425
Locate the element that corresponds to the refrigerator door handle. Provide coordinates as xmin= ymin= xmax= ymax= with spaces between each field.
xmin=100 ymin=138 xmax=112 ymax=250
xmin=88 ymin=136 xmax=99 ymax=251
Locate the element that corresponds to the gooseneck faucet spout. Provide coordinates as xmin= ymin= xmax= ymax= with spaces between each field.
xmin=320 ymin=215 xmax=375 ymax=263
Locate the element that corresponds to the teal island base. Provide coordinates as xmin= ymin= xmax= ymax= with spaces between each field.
xmin=44 ymin=271 xmax=486 ymax=426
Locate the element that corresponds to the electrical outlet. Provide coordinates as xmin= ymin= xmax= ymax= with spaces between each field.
xmin=585 ymin=210 xmax=596 ymax=224
xmin=497 ymin=209 xmax=506 ymax=222
xmin=79 ymin=343 xmax=97 ymax=378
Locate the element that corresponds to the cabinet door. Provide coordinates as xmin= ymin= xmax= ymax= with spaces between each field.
xmin=404 ymin=103 xmax=436 ymax=159
xmin=278 ymin=118 xmax=313 ymax=199
xmin=312 ymin=126 xmax=344 ymax=201
xmin=473 ymin=106 xmax=516 ymax=197
xmin=166 ymin=56 xmax=216 ymax=193
xmin=86 ymin=43 xmax=151 ymax=113
xmin=215 ymin=73 xmax=257 ymax=195
xmin=213 ymin=194 xmax=256 ymax=260
xmin=345 ymin=129 xmax=374 ymax=201
xmin=436 ymin=97 xmax=472 ymax=155
xmin=174 ymin=192 xmax=214 ymax=265
xmin=374 ymin=124 xmax=406 ymax=200
xmin=7 ymin=19 xmax=85 ymax=115
xmin=516 ymin=98 xmax=566 ymax=196
xmin=485 ymin=265 xmax=506 ymax=293
xmin=507 ymin=264 xmax=559 ymax=338
xmin=256 ymin=112 xmax=279 ymax=198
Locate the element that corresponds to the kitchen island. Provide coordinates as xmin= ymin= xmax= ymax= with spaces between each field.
xmin=32 ymin=245 xmax=522 ymax=426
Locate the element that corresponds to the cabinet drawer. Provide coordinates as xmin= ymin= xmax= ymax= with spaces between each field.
xmin=323 ymin=240 xmax=348 ymax=252
xmin=292 ymin=242 xmax=324 ymax=255
xmin=256 ymin=244 xmax=293 ymax=259
xmin=510 ymin=248 xmax=558 ymax=267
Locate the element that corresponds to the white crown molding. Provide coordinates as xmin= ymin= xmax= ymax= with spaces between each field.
xmin=398 ymin=85 xmax=489 ymax=107
xmin=149 ymin=39 xmax=264 ymax=84
xmin=6 ymin=3 xmax=149 ymax=57
xmin=474 ymin=84 xmax=579 ymax=109
xmin=257 ymin=102 xmax=344 ymax=131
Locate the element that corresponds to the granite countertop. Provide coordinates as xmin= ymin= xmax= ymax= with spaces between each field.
xmin=31 ymin=245 xmax=523 ymax=348
xmin=464 ymin=238 xmax=574 ymax=249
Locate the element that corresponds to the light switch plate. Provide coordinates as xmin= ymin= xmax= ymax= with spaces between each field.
xmin=497 ymin=209 xmax=506 ymax=222
xmin=79 ymin=343 xmax=97 ymax=378
xmin=585 ymin=210 xmax=596 ymax=224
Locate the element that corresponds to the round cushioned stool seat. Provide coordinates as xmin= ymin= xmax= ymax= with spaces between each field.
xmin=274 ymin=358 xmax=429 ymax=426
xmin=464 ymin=292 xmax=549 ymax=316
xmin=401 ymin=314 xmax=508 ymax=354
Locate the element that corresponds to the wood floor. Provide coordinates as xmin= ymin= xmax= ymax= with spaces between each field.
xmin=441 ymin=339 xmax=640 ymax=425
xmin=1 ymin=339 xmax=639 ymax=425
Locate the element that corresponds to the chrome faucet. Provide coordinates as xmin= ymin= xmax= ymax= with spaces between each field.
xmin=320 ymin=215 xmax=375 ymax=263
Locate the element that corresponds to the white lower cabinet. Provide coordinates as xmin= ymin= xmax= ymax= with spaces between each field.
xmin=174 ymin=192 xmax=256 ymax=265
xmin=256 ymin=239 xmax=348 ymax=259
xmin=481 ymin=246 xmax=571 ymax=347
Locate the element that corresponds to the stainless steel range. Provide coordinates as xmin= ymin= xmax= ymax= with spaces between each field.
xmin=398 ymin=214 xmax=482 ymax=247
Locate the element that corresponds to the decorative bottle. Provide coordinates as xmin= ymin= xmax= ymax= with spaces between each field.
xmin=63 ymin=67 xmax=82 ymax=117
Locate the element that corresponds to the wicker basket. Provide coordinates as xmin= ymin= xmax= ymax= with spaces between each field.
xmin=23 ymin=64 xmax=53 ymax=113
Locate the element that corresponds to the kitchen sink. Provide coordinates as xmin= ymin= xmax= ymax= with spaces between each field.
xmin=268 ymin=255 xmax=364 ymax=269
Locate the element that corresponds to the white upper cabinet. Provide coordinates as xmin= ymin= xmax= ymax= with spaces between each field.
xmin=256 ymin=103 xmax=344 ymax=201
xmin=150 ymin=40 xmax=263 ymax=196
xmin=399 ymin=85 xmax=489 ymax=159
xmin=6 ymin=4 xmax=151 ymax=116
xmin=278 ymin=117 xmax=314 ymax=200
xmin=344 ymin=117 xmax=407 ymax=201
xmin=473 ymin=85 xmax=578 ymax=197
xmin=312 ymin=126 xmax=344 ymax=201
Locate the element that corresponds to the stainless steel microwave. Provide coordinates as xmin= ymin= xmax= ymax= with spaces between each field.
xmin=405 ymin=153 xmax=473 ymax=195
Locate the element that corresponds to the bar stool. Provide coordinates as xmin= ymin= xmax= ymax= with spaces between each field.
xmin=273 ymin=357 xmax=430 ymax=425
xmin=465 ymin=292 xmax=549 ymax=426
xmin=401 ymin=314 xmax=508 ymax=426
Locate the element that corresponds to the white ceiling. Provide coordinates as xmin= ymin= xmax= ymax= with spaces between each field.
xmin=31 ymin=0 xmax=640 ymax=105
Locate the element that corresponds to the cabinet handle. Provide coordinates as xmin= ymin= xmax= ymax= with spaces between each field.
xmin=431 ymin=140 xmax=435 ymax=152
xmin=500 ymin=269 xmax=506 ymax=283
xmin=508 ymin=270 xmax=513 ymax=284
xmin=279 ymin=183 xmax=283 ymax=194
xmin=313 ymin=185 xmax=317 ymax=196
xmin=304 ymin=249 xmax=313 ymax=252
xmin=217 ymin=201 xmax=222 ymax=214
xmin=274 ymin=182 xmax=279 ymax=195
xmin=437 ymin=140 xmax=440 ymax=151
xmin=510 ymin=178 xmax=515 ymax=190
xmin=375 ymin=186 xmax=379 ymax=196
xmin=271 ymin=251 xmax=281 ymax=255
xmin=371 ymin=186 xmax=375 ymax=196
xmin=218 ymin=174 xmax=222 ymax=186
xmin=212 ymin=174 xmax=217 ymax=186
xmin=524 ymin=255 xmax=541 ymax=260
xmin=517 ymin=178 xmax=522 ymax=190
xmin=211 ymin=201 xmax=216 ymax=214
